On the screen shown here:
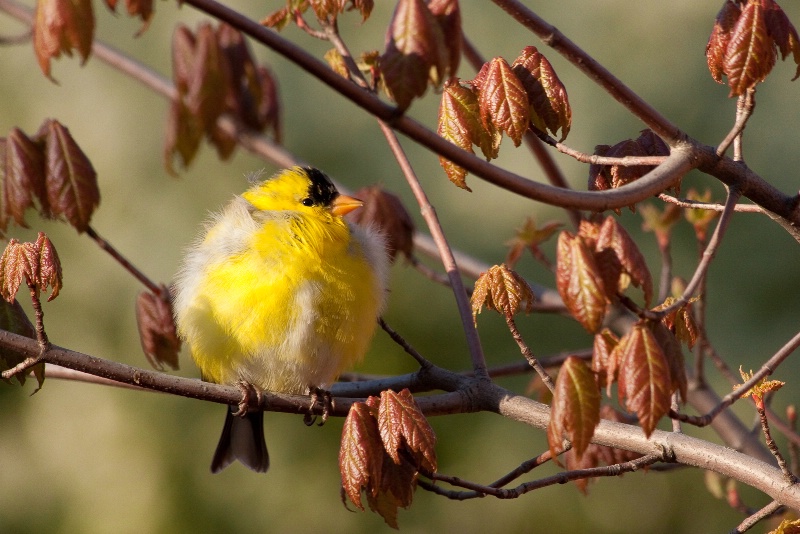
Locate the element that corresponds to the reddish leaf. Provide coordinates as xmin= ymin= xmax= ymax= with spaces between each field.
xmin=310 ymin=0 xmax=343 ymax=22
xmin=36 ymin=120 xmax=99 ymax=233
xmin=763 ymin=0 xmax=800 ymax=80
xmin=592 ymin=328 xmax=619 ymax=394
xmin=34 ymin=232 xmax=62 ymax=302
xmin=724 ymin=0 xmax=776 ymax=96
xmin=595 ymin=216 xmax=653 ymax=306
xmin=346 ymin=186 xmax=415 ymax=262
xmin=380 ymin=0 xmax=440 ymax=110
xmin=185 ymin=24 xmax=227 ymax=127
xmin=0 ymin=233 xmax=61 ymax=303
xmin=652 ymin=321 xmax=688 ymax=404
xmin=261 ymin=7 xmax=293 ymax=31
xmin=707 ymin=1 xmax=743 ymax=83
xmin=588 ymin=144 xmax=612 ymax=192
xmin=471 ymin=264 xmax=535 ymax=324
xmin=437 ymin=80 xmax=478 ymax=190
xmin=428 ymin=0 xmax=461 ymax=85
xmin=547 ymin=356 xmax=601 ymax=462
xmin=478 ymin=57 xmax=530 ymax=147
xmin=511 ymin=46 xmax=571 ymax=140
xmin=105 ymin=0 xmax=154 ymax=35
xmin=366 ymin=452 xmax=417 ymax=529
xmin=346 ymin=0 xmax=374 ymax=22
xmin=164 ymin=100 xmax=204 ymax=175
xmin=4 ymin=128 xmax=46 ymax=229
xmin=377 ymin=389 xmax=437 ymax=472
xmin=614 ymin=323 xmax=672 ymax=437
xmin=136 ymin=289 xmax=181 ymax=371
xmin=556 ymin=232 xmax=608 ymax=333
xmin=340 ymin=401 xmax=385 ymax=511
xmin=33 ymin=0 xmax=95 ymax=79
xmin=606 ymin=139 xmax=651 ymax=189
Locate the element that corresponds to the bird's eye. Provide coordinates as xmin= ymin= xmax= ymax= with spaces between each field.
xmin=301 ymin=198 xmax=314 ymax=207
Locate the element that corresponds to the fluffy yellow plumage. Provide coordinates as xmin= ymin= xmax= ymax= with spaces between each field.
xmin=172 ymin=167 xmax=388 ymax=473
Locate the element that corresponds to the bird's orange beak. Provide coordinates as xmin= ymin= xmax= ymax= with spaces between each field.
xmin=331 ymin=194 xmax=364 ymax=216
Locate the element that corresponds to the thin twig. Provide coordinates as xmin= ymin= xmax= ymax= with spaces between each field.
xmin=658 ymin=193 xmax=763 ymax=213
xmin=728 ymin=500 xmax=783 ymax=534
xmin=652 ymin=187 xmax=741 ymax=319
xmin=407 ymin=255 xmax=454 ymax=289
xmin=536 ymin=131 xmax=667 ymax=167
xmin=756 ymin=401 xmax=797 ymax=483
xmin=671 ymin=329 xmax=800 ymax=427
xmin=378 ymin=318 xmax=432 ymax=369
xmin=86 ymin=226 xmax=163 ymax=296
xmin=717 ymin=89 xmax=755 ymax=158
xmin=420 ymin=454 xmax=662 ymax=500
xmin=505 ymin=316 xmax=555 ymax=392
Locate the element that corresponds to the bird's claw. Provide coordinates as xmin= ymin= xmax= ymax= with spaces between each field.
xmin=233 ymin=380 xmax=263 ymax=417
xmin=304 ymin=386 xmax=334 ymax=426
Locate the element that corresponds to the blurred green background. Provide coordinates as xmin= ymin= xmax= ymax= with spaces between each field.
xmin=1 ymin=1 xmax=799 ymax=532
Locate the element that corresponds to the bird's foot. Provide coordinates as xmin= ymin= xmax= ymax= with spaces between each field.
xmin=232 ymin=380 xmax=263 ymax=417
xmin=304 ymin=386 xmax=334 ymax=427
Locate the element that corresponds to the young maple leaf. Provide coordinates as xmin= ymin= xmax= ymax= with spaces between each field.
xmin=136 ymin=289 xmax=181 ymax=371
xmin=33 ymin=0 xmax=95 ymax=80
xmin=105 ymin=0 xmax=154 ymax=35
xmin=339 ymin=401 xmax=385 ymax=512
xmin=591 ymin=328 xmax=619 ymax=395
xmin=346 ymin=186 xmax=415 ymax=262
xmin=556 ymin=232 xmax=608 ymax=334
xmin=614 ymin=322 xmax=673 ymax=437
xmin=380 ymin=0 xmax=442 ymax=110
xmin=595 ymin=215 xmax=653 ymax=307
xmin=706 ymin=0 xmax=800 ymax=96
xmin=511 ymin=46 xmax=572 ymax=141
xmin=547 ymin=356 xmax=601 ymax=463
xmin=471 ymin=264 xmax=535 ymax=325
xmin=377 ymin=389 xmax=437 ymax=473
xmin=478 ymin=57 xmax=530 ymax=147
xmin=35 ymin=120 xmax=100 ymax=233
xmin=1 ymin=128 xmax=47 ymax=233
xmin=739 ymin=366 xmax=785 ymax=407
xmin=504 ymin=217 xmax=562 ymax=269
xmin=0 ymin=232 xmax=62 ymax=303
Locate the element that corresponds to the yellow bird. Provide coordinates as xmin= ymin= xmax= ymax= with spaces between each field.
xmin=172 ymin=167 xmax=389 ymax=473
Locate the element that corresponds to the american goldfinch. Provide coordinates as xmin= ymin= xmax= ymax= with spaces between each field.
xmin=172 ymin=167 xmax=389 ymax=473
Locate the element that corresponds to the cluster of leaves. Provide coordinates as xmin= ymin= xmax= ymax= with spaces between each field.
xmin=471 ymin=263 xmax=535 ymax=323
xmin=549 ymin=212 xmax=701 ymax=465
xmin=556 ymin=215 xmax=652 ymax=333
xmin=33 ymin=0 xmax=153 ymax=79
xmin=438 ymin=46 xmax=571 ymax=190
xmin=0 ymin=120 xmax=99 ymax=235
xmin=165 ymin=22 xmax=281 ymax=174
xmin=262 ymin=0 xmax=375 ymax=31
xmin=379 ymin=0 xmax=461 ymax=110
xmin=588 ymin=129 xmax=672 ymax=200
xmin=706 ymin=0 xmax=800 ymax=96
xmin=339 ymin=389 xmax=437 ymax=529
xmin=0 ymin=233 xmax=63 ymax=387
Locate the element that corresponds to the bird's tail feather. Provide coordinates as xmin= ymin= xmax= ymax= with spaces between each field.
xmin=211 ymin=408 xmax=269 ymax=473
